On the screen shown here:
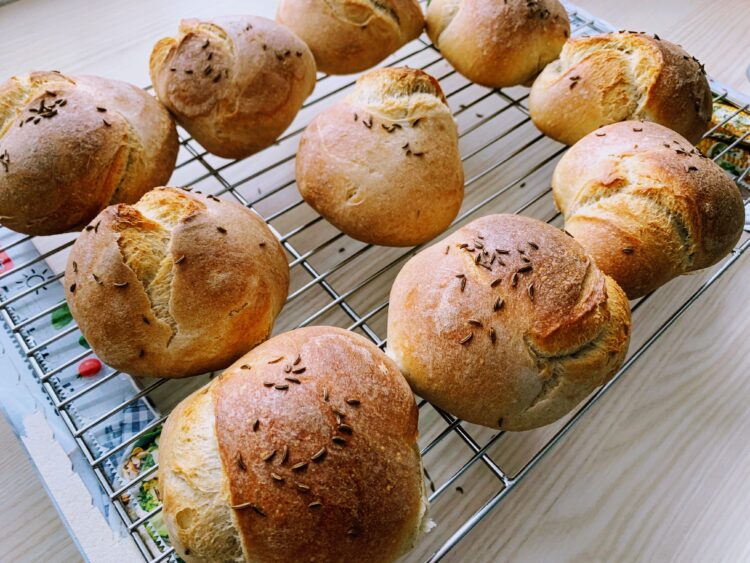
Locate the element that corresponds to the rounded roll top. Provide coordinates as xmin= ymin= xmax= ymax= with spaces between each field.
xmin=387 ymin=214 xmax=632 ymax=430
xmin=149 ymin=15 xmax=316 ymax=159
xmin=0 ymin=71 xmax=178 ymax=235
xmin=530 ymin=32 xmax=712 ymax=145
xmin=65 ymin=187 xmax=290 ymax=378
xmin=159 ymin=327 xmax=428 ymax=562
xmin=552 ymin=121 xmax=745 ymax=298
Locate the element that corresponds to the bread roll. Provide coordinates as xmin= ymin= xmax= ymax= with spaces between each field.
xmin=150 ymin=16 xmax=316 ymax=159
xmin=159 ymin=326 xmax=428 ymax=562
xmin=296 ymin=67 xmax=464 ymax=247
xmin=529 ymin=32 xmax=712 ymax=145
xmin=276 ymin=0 xmax=424 ymax=75
xmin=426 ymin=0 xmax=570 ymax=88
xmin=552 ymin=121 xmax=745 ymax=298
xmin=0 ymin=71 xmax=178 ymax=236
xmin=387 ymin=214 xmax=631 ymax=431
xmin=64 ymin=187 xmax=289 ymax=378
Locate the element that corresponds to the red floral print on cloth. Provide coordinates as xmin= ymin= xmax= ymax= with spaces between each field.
xmin=78 ymin=358 xmax=102 ymax=377
xmin=0 ymin=250 xmax=13 ymax=274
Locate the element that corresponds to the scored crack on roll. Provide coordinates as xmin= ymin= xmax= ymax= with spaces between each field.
xmin=149 ymin=16 xmax=316 ymax=159
xmin=529 ymin=31 xmax=712 ymax=145
xmin=387 ymin=214 xmax=632 ymax=431
xmin=277 ymin=0 xmax=424 ymax=75
xmin=295 ymin=67 xmax=464 ymax=247
xmin=426 ymin=0 xmax=570 ymax=88
xmin=552 ymin=120 xmax=745 ymax=299
xmin=0 ymin=71 xmax=178 ymax=235
xmin=64 ymin=187 xmax=289 ymax=378
xmin=159 ymin=326 xmax=429 ymax=562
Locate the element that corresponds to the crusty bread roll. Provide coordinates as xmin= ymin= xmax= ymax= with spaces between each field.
xmin=150 ymin=16 xmax=316 ymax=159
xmin=552 ymin=121 xmax=745 ymax=299
xmin=0 ymin=71 xmax=178 ymax=235
xmin=64 ymin=187 xmax=289 ymax=378
xmin=159 ymin=326 xmax=428 ymax=562
xmin=426 ymin=0 xmax=570 ymax=88
xmin=529 ymin=32 xmax=712 ymax=146
xmin=296 ymin=67 xmax=464 ymax=247
xmin=276 ymin=0 xmax=424 ymax=75
xmin=387 ymin=214 xmax=631 ymax=431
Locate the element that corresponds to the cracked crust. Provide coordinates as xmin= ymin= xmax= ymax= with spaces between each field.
xmin=296 ymin=67 xmax=463 ymax=246
xmin=529 ymin=32 xmax=712 ymax=145
xmin=277 ymin=0 xmax=424 ymax=75
xmin=64 ymin=187 xmax=289 ymax=378
xmin=387 ymin=214 xmax=631 ymax=431
xmin=426 ymin=0 xmax=570 ymax=88
xmin=0 ymin=72 xmax=178 ymax=235
xmin=159 ymin=327 xmax=428 ymax=562
xmin=150 ymin=16 xmax=316 ymax=159
xmin=552 ymin=120 xmax=745 ymax=298
xmin=159 ymin=385 xmax=243 ymax=562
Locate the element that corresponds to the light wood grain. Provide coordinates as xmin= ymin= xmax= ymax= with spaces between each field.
xmin=0 ymin=1 xmax=748 ymax=562
xmin=443 ymin=256 xmax=750 ymax=562
xmin=0 ymin=416 xmax=82 ymax=563
xmin=573 ymin=0 xmax=750 ymax=96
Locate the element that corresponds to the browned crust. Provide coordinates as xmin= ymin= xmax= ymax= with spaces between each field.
xmin=296 ymin=67 xmax=464 ymax=246
xmin=643 ymin=36 xmax=713 ymax=144
xmin=529 ymin=32 xmax=712 ymax=146
xmin=552 ymin=120 xmax=745 ymax=298
xmin=387 ymin=214 xmax=631 ymax=430
xmin=426 ymin=0 xmax=570 ymax=88
xmin=277 ymin=0 xmax=424 ymax=75
xmin=0 ymin=72 xmax=178 ymax=235
xmin=150 ymin=15 xmax=316 ymax=159
xmin=64 ymin=187 xmax=289 ymax=378
xmin=212 ymin=326 xmax=424 ymax=562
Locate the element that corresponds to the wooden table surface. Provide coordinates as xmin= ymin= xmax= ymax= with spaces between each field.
xmin=0 ymin=1 xmax=748 ymax=561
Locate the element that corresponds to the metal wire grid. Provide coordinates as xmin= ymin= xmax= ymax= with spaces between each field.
xmin=1 ymin=4 xmax=749 ymax=562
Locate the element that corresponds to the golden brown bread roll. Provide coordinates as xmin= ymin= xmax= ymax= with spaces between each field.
xmin=552 ymin=121 xmax=745 ymax=299
xmin=387 ymin=214 xmax=631 ymax=431
xmin=529 ymin=32 xmax=712 ymax=145
xmin=296 ymin=67 xmax=464 ymax=247
xmin=276 ymin=0 xmax=424 ymax=75
xmin=0 ymin=71 xmax=178 ymax=235
xmin=150 ymin=16 xmax=316 ymax=159
xmin=426 ymin=0 xmax=570 ymax=88
xmin=159 ymin=326 xmax=428 ymax=562
xmin=64 ymin=187 xmax=289 ymax=378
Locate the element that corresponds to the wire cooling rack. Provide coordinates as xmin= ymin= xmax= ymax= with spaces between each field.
xmin=1 ymin=3 xmax=749 ymax=562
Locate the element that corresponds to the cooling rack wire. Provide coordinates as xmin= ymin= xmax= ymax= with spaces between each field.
xmin=0 ymin=3 xmax=749 ymax=562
